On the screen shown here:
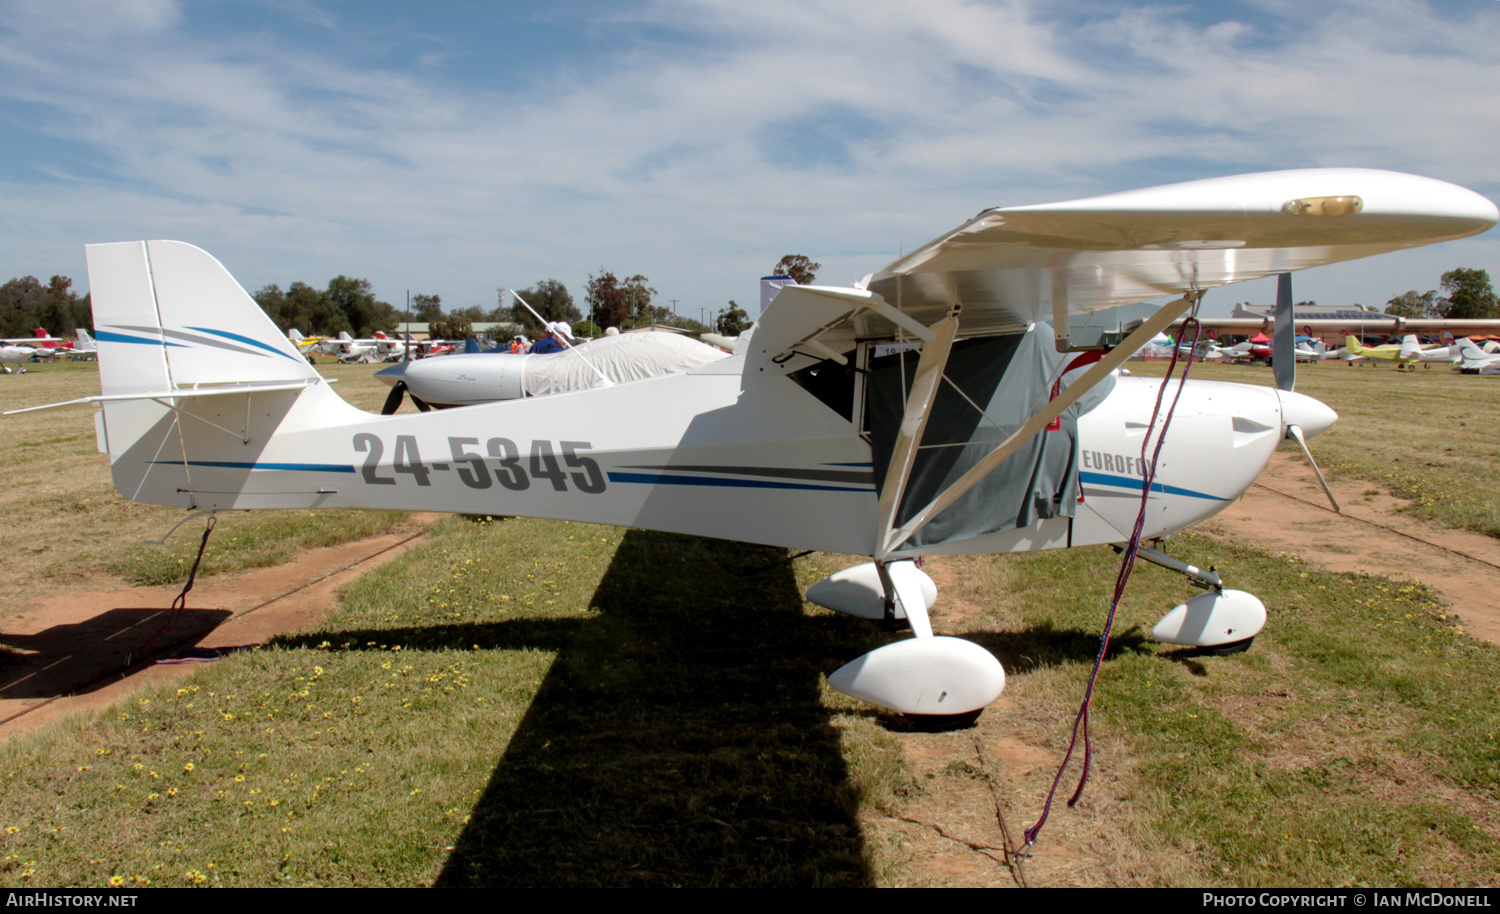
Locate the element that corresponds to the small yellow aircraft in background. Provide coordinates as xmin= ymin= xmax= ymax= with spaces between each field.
xmin=1343 ymin=334 xmax=1417 ymax=369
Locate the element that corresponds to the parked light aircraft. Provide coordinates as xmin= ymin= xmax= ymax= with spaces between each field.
xmin=1345 ymin=332 xmax=1465 ymax=368
xmin=287 ymin=329 xmax=396 ymax=363
xmin=374 ymin=329 xmax=733 ymax=411
xmin=1 ymin=329 xmax=71 ymax=371
xmin=1456 ymin=339 xmax=1500 ymax=373
xmin=12 ymin=168 xmax=1497 ymax=721
xmin=1397 ymin=334 xmax=1460 ymax=367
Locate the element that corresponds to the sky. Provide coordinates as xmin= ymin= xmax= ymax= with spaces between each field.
xmin=1 ymin=0 xmax=1497 ymax=321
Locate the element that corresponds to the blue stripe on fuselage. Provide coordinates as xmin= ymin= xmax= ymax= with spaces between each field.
xmin=1079 ymin=471 xmax=1227 ymax=502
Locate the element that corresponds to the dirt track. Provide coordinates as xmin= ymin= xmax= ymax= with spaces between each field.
xmin=1205 ymin=450 xmax=1500 ymax=644
xmin=0 ymin=521 xmax=432 ymax=742
xmin=860 ymin=450 xmax=1500 ymax=886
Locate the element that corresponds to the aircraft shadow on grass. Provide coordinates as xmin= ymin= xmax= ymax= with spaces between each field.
xmin=0 ymin=607 xmax=233 ymax=700
xmin=269 ymin=532 xmax=1189 ymax=886
xmin=278 ymin=529 xmax=879 ymax=887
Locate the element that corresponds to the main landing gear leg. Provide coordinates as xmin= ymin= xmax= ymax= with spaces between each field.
xmin=810 ymin=559 xmax=1005 ymax=723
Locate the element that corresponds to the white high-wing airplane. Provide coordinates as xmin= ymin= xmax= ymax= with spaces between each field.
xmin=1398 ymin=333 xmax=1461 ymax=366
xmin=1 ymin=329 xmax=75 ymax=371
xmin=13 ymin=168 xmax=1497 ymax=720
xmin=1456 ymin=339 xmax=1500 ymax=373
xmin=287 ymin=329 xmax=398 ymax=363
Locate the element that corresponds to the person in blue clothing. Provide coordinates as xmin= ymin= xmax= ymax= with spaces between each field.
xmin=531 ymin=322 xmax=573 ymax=354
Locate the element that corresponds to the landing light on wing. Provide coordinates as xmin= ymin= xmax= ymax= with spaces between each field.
xmin=1282 ymin=195 xmax=1363 ymax=217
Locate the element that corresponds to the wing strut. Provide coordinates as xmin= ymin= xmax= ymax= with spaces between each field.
xmin=874 ymin=293 xmax=1201 ymax=559
xmin=872 ymin=316 xmax=958 ymax=558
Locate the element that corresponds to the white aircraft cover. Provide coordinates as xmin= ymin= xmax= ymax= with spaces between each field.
xmin=524 ymin=331 xmax=730 ymax=397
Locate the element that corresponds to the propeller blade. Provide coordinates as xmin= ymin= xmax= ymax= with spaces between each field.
xmin=380 ymin=380 xmax=407 ymax=416
xmin=1287 ymin=424 xmax=1340 ymax=513
xmin=1273 ymin=272 xmax=1295 ymax=392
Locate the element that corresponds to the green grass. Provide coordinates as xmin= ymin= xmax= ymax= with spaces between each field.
xmin=0 ymin=517 xmax=897 ymax=887
xmin=1128 ymin=360 xmax=1500 ymax=537
xmin=980 ymin=533 xmax=1500 ymax=887
xmin=0 ymin=361 xmax=417 ymax=609
xmin=2 ymin=359 xmax=1498 ymax=886
xmin=116 ymin=510 xmax=411 ymax=586
xmin=3 ymin=514 xmax=1496 ymax=885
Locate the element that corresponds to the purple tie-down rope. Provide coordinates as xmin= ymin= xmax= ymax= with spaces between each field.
xmin=126 ymin=515 xmax=217 ymax=667
xmin=1024 ymin=317 xmax=1204 ymax=848
xmin=156 ymin=643 xmax=258 ymax=664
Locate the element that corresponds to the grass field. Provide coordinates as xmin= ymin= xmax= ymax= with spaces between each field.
xmin=0 ymin=361 xmax=412 ymax=612
xmin=1127 ymin=358 xmax=1500 ymax=538
xmin=0 ymin=357 xmax=1496 ymax=886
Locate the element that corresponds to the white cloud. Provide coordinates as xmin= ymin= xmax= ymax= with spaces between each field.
xmin=0 ymin=0 xmax=1494 ymax=314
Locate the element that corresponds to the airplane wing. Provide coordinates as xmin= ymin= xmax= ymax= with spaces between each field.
xmin=835 ymin=168 xmax=1496 ymax=345
xmin=750 ymin=169 xmax=1496 ymax=365
xmin=744 ymin=168 xmax=1496 ymax=559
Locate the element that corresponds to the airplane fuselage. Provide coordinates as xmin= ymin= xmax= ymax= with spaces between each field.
xmin=105 ymin=354 xmax=1319 ymax=560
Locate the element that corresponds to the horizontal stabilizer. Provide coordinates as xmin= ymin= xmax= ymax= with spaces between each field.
xmin=3 ymin=379 xmax=329 ymax=416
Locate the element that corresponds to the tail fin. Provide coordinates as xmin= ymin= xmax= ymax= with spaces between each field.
xmin=85 ymin=241 xmax=342 ymax=509
xmin=89 ymin=241 xmax=318 ymax=395
xmin=1399 ymin=334 xmax=1421 ymax=359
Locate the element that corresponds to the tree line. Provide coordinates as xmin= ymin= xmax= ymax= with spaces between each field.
xmin=27 ymin=254 xmax=1482 ymax=345
xmin=0 ymin=253 xmax=825 ymax=345
xmin=1384 ymin=269 xmax=1497 ymax=320
xmin=0 ymin=275 xmax=91 ymax=338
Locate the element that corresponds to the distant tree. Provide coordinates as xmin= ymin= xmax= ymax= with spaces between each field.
xmin=429 ymin=315 xmax=473 ymax=341
xmin=716 ymin=301 xmax=750 ymax=336
xmin=1384 ymin=290 xmax=1439 ymax=319
xmin=508 ymin=279 xmax=580 ymax=335
xmin=585 ymin=271 xmax=658 ymax=329
xmin=411 ymin=293 xmax=444 ymax=324
xmin=1437 ymin=268 xmax=1498 ymax=320
xmin=254 ymin=283 xmax=327 ymax=333
xmin=672 ymin=316 xmax=711 ymax=334
xmin=0 ymin=275 xmax=89 ymax=338
xmin=252 ymin=276 xmax=395 ymax=336
xmin=625 ymin=276 xmax=663 ymax=325
xmin=325 ymin=276 xmax=397 ymax=337
xmin=585 ymin=271 xmax=627 ymax=328
xmin=772 ymin=254 xmax=820 ymax=285
xmin=252 ymin=284 xmax=286 ymax=324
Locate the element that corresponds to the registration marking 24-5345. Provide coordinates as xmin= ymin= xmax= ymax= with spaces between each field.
xmin=352 ymin=434 xmax=606 ymax=493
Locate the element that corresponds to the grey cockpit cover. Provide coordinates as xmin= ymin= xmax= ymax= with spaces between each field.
xmin=867 ymin=323 xmax=1114 ymax=548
